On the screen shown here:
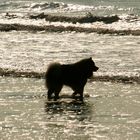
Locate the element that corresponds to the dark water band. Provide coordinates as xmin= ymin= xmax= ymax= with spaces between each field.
xmin=0 ymin=68 xmax=139 ymax=84
xmin=29 ymin=13 xmax=120 ymax=24
xmin=0 ymin=23 xmax=140 ymax=35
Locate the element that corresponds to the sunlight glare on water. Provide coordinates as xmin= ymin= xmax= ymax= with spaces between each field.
xmin=0 ymin=0 xmax=140 ymax=139
xmin=0 ymin=77 xmax=140 ymax=139
xmin=0 ymin=31 xmax=140 ymax=78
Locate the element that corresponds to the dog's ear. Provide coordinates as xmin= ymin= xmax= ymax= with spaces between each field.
xmin=89 ymin=57 xmax=92 ymax=60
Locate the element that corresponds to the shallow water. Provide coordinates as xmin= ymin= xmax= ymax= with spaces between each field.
xmin=0 ymin=77 xmax=140 ymax=140
xmin=0 ymin=0 xmax=140 ymax=139
xmin=0 ymin=31 xmax=140 ymax=79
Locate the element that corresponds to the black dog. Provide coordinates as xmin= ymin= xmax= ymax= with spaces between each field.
xmin=45 ymin=58 xmax=99 ymax=101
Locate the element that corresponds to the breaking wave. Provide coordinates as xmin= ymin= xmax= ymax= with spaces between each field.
xmin=1 ymin=1 xmax=140 ymax=15
xmin=0 ymin=1 xmax=140 ymax=35
xmin=0 ymin=22 xmax=140 ymax=36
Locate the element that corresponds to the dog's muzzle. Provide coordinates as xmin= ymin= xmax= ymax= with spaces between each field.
xmin=94 ymin=67 xmax=99 ymax=71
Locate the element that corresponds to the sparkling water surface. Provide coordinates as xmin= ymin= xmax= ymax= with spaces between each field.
xmin=0 ymin=31 xmax=140 ymax=77
xmin=0 ymin=0 xmax=140 ymax=139
xmin=0 ymin=77 xmax=140 ymax=140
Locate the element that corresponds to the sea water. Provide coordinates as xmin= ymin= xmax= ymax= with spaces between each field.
xmin=0 ymin=77 xmax=140 ymax=139
xmin=0 ymin=0 xmax=140 ymax=139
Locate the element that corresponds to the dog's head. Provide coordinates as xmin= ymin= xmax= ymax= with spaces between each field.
xmin=89 ymin=57 xmax=99 ymax=72
xmin=85 ymin=57 xmax=99 ymax=78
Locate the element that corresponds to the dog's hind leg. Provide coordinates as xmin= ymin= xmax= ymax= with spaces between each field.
xmin=54 ymin=85 xmax=63 ymax=101
xmin=47 ymin=89 xmax=54 ymax=100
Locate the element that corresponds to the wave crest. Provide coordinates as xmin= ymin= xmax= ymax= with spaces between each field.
xmin=30 ymin=2 xmax=67 ymax=10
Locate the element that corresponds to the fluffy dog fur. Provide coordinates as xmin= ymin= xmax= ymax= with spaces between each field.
xmin=45 ymin=58 xmax=99 ymax=101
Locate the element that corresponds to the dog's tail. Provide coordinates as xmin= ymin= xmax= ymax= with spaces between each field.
xmin=45 ymin=63 xmax=62 ymax=89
